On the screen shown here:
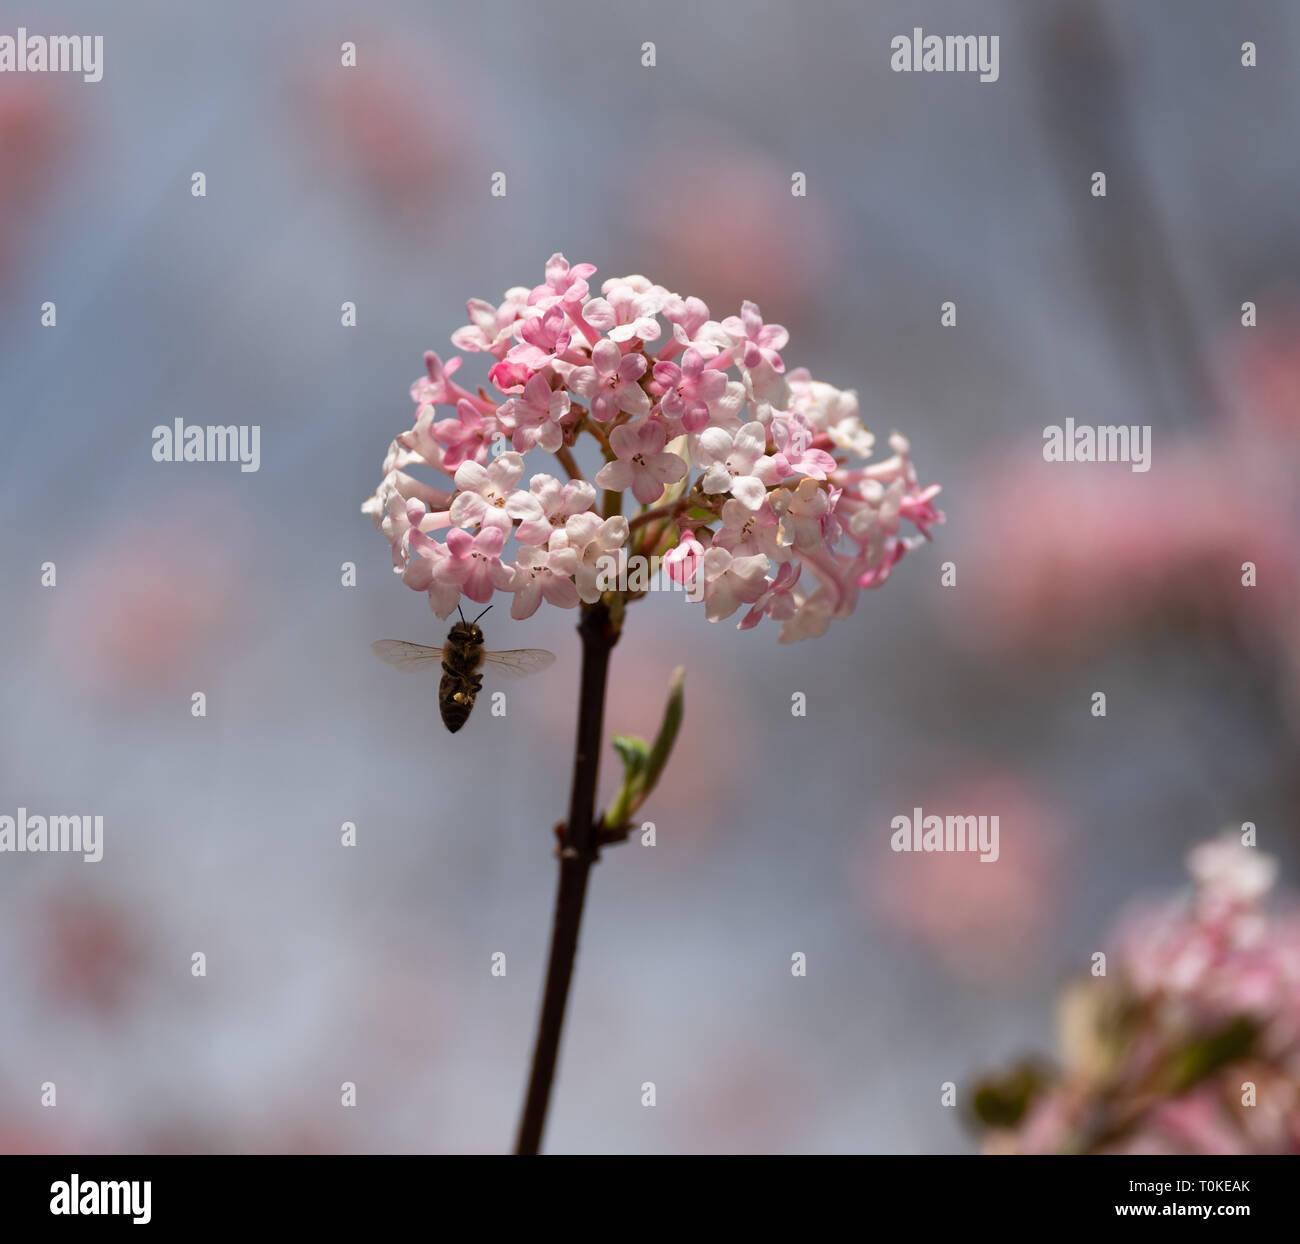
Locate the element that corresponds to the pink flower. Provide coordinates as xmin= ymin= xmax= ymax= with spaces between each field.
xmin=857 ymin=538 xmax=909 ymax=589
xmin=449 ymin=452 xmax=543 ymax=532
xmin=663 ymin=529 xmax=706 ymax=585
xmin=368 ymin=434 xmax=432 ymax=491
xmin=432 ymin=399 xmax=490 ymax=470
xmin=777 ymin=592 xmax=836 ymax=642
xmin=653 ymin=348 xmax=730 ymax=433
xmin=569 ymin=338 xmax=651 ymax=422
xmin=509 ymin=538 xmax=581 ymax=619
xmin=487 ymin=354 xmax=534 ymax=394
xmin=899 ymin=483 xmax=944 ymax=539
xmin=362 ymin=458 xmax=454 ymax=569
xmin=722 ymin=300 xmax=789 ymax=372
xmin=448 ymin=526 xmax=512 ymax=605
xmin=497 ymin=373 xmax=572 ymax=454
xmin=451 ymin=288 xmax=529 ymax=358
xmin=502 ymin=305 xmax=575 ymax=377
xmin=841 ymin=477 xmax=906 ymax=566
xmin=769 ymin=478 xmax=831 ymax=553
xmin=401 ymin=527 xmax=450 ymax=594
xmin=366 ymin=255 xmax=942 ymax=636
xmin=713 ymin=497 xmax=789 ymax=563
xmin=379 ymin=495 xmax=435 ymax=569
xmin=410 ymin=350 xmax=463 ymax=406
xmin=786 ymin=369 xmax=869 ymax=444
xmin=738 ymin=562 xmax=801 ymax=630
xmin=661 ymin=294 xmax=730 ymax=360
xmin=406 ymin=526 xmax=512 ymax=617
xmin=528 ymin=252 xmax=597 ymax=309
xmin=698 ymin=547 xmax=768 ymax=621
xmin=774 ymin=542 xmax=875 ymax=641
xmin=396 ymin=403 xmax=449 ymax=472
xmin=584 ymin=277 xmax=667 ymax=344
xmin=594 ymin=419 xmax=688 ymax=505
xmin=769 ymin=414 xmax=837 ymax=480
xmin=513 ymin=474 xmax=598 ymax=547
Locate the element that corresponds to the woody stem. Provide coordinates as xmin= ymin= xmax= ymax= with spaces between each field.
xmin=514 ymin=601 xmax=619 ymax=1154
xmin=626 ymin=494 xmax=696 ymax=532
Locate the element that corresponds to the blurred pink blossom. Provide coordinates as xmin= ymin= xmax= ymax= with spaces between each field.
xmin=622 ymin=140 xmax=839 ymax=318
xmin=29 ymin=890 xmax=146 ymax=1020
xmin=292 ymin=44 xmax=467 ymax=229
xmin=982 ymin=833 xmax=1300 ymax=1154
xmin=1225 ymin=303 xmax=1300 ymax=442
xmin=0 ymin=80 xmax=75 ymax=288
xmin=49 ymin=499 xmax=249 ymax=700
xmin=861 ymin=773 xmax=1067 ymax=982
xmin=959 ymin=449 xmax=1298 ymax=657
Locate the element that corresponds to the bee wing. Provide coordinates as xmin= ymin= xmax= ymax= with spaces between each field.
xmin=370 ymin=639 xmax=447 ymax=670
xmin=480 ymin=648 xmax=557 ymax=680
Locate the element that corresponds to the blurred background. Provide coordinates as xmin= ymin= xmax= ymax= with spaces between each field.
xmin=1 ymin=0 xmax=1297 ymax=1153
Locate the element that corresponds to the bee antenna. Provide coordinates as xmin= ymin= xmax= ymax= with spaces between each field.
xmin=472 ymin=605 xmax=493 ymax=624
xmin=457 ymin=603 xmax=467 ymax=625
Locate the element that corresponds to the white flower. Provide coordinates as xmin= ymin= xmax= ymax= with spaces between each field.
xmin=449 ymin=452 xmax=544 ymax=532
xmin=554 ymin=512 xmax=631 ymax=603
xmin=693 ymin=421 xmax=781 ymax=510
xmin=1189 ymin=835 xmax=1277 ymax=905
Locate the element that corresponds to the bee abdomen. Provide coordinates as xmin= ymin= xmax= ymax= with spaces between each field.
xmin=441 ymin=699 xmax=474 ymax=733
xmin=438 ymin=671 xmax=480 ymax=733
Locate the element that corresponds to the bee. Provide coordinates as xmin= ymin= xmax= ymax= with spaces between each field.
xmin=371 ymin=606 xmax=555 ymax=733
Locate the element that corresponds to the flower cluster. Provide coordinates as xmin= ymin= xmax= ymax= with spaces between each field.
xmin=363 ymin=254 xmax=942 ymax=639
xmin=974 ymin=834 xmax=1300 ymax=1154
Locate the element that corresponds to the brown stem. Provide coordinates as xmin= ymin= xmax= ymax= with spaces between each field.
xmin=627 ymin=494 xmax=696 ymax=533
xmin=553 ymin=446 xmax=584 ymax=482
xmin=583 ymin=418 xmax=614 ymax=460
xmin=514 ymin=602 xmax=620 ymax=1154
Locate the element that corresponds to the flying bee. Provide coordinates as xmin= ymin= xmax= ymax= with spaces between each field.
xmin=371 ymin=606 xmax=555 ymax=733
